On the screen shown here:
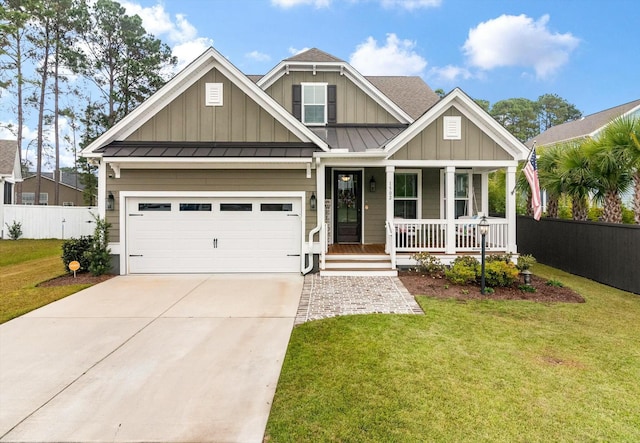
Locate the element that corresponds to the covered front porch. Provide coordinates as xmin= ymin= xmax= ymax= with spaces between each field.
xmin=316 ymin=164 xmax=517 ymax=275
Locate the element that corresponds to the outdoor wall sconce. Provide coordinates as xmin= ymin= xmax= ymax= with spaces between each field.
xmin=310 ymin=192 xmax=317 ymax=211
xmin=106 ymin=192 xmax=115 ymax=211
xmin=369 ymin=176 xmax=376 ymax=192
xmin=479 ymin=215 xmax=489 ymax=294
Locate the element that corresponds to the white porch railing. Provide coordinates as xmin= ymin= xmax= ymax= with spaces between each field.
xmin=392 ymin=218 xmax=509 ymax=253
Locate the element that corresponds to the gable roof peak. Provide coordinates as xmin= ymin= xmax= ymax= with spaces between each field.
xmin=285 ymin=48 xmax=345 ymax=63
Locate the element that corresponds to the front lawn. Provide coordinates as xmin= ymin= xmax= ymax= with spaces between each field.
xmin=0 ymin=239 xmax=94 ymax=324
xmin=266 ymin=265 xmax=640 ymax=442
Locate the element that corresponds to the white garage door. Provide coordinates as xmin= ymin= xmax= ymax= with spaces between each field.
xmin=126 ymin=197 xmax=302 ymax=273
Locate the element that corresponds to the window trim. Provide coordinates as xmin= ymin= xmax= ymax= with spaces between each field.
xmin=393 ymin=169 xmax=422 ymax=220
xmin=301 ymin=82 xmax=328 ymax=125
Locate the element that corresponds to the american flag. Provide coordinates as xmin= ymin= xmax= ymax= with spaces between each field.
xmin=523 ymin=147 xmax=542 ymax=221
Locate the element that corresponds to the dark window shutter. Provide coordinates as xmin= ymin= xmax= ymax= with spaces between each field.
xmin=327 ymin=85 xmax=337 ymax=123
xmin=292 ymin=85 xmax=301 ymax=120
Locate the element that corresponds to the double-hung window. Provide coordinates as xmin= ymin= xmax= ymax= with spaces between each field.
xmin=441 ymin=171 xmax=472 ymax=218
xmin=394 ymin=171 xmax=421 ymax=219
xmin=301 ymin=83 xmax=327 ymax=125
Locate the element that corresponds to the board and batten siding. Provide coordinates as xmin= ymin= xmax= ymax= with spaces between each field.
xmin=391 ymin=106 xmax=512 ymax=161
xmin=265 ymin=72 xmax=401 ymax=125
xmin=126 ymin=68 xmax=302 ymax=143
xmin=106 ymin=168 xmax=317 ymax=241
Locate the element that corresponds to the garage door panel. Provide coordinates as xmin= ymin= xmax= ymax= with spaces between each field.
xmin=127 ymin=197 xmax=302 ymax=274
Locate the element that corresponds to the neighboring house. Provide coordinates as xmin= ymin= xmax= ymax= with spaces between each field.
xmin=21 ymin=171 xmax=86 ymax=206
xmin=529 ymin=98 xmax=640 ymax=206
xmin=530 ymin=99 xmax=640 ymax=148
xmin=1 ymin=140 xmax=23 ymax=238
xmin=81 ymin=47 xmax=528 ymax=276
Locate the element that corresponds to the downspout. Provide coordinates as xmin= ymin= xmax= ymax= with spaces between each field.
xmin=303 ymin=157 xmax=322 ymax=275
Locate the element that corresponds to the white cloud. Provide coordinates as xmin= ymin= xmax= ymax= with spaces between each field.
xmin=245 ymin=51 xmax=271 ymax=63
xmin=288 ymin=47 xmax=310 ymax=56
xmin=463 ymin=14 xmax=579 ymax=79
xmin=380 ymin=0 xmax=441 ymax=10
xmin=349 ymin=34 xmax=427 ymax=76
xmin=119 ymin=1 xmax=212 ymax=72
xmin=271 ymin=0 xmax=331 ymax=8
xmin=429 ymin=65 xmax=472 ymax=83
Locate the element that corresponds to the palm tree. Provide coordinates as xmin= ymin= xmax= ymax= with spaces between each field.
xmin=537 ymin=145 xmax=566 ymax=218
xmin=583 ymin=135 xmax=632 ymax=224
xmin=599 ymin=116 xmax=640 ymax=224
xmin=559 ymin=143 xmax=595 ymax=221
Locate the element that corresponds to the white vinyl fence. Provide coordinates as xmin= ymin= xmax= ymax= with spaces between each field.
xmin=2 ymin=205 xmax=97 ymax=239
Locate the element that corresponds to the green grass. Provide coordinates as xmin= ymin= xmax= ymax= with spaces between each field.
xmin=266 ymin=264 xmax=640 ymax=442
xmin=0 ymin=239 xmax=93 ymax=324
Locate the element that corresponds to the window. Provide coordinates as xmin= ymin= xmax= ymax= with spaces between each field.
xmin=63 ymin=202 xmax=74 ymax=206
xmin=220 ymin=203 xmax=252 ymax=212
xmin=442 ymin=171 xmax=472 ymax=218
xmin=394 ymin=171 xmax=420 ymax=219
xmin=179 ymin=203 xmax=212 ymax=211
xmin=260 ymin=203 xmax=293 ymax=212
xmin=21 ymin=192 xmax=48 ymax=205
xmin=139 ymin=203 xmax=171 ymax=211
xmin=302 ymin=83 xmax=327 ymax=125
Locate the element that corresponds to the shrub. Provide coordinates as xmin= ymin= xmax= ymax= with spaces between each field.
xmin=484 ymin=260 xmax=519 ymax=287
xmin=412 ymin=252 xmax=445 ymax=275
xmin=487 ymin=253 xmax=513 ymax=264
xmin=516 ymin=254 xmax=537 ymax=271
xmin=84 ymin=214 xmax=112 ymax=276
xmin=519 ymin=284 xmax=537 ymax=293
xmin=5 ymin=221 xmax=23 ymax=240
xmin=62 ymin=236 xmax=93 ymax=273
xmin=546 ymin=279 xmax=564 ymax=288
xmin=446 ymin=256 xmax=480 ymax=285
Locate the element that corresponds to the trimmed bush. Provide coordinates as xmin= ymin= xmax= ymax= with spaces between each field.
xmin=412 ymin=252 xmax=445 ymax=275
xmin=5 ymin=221 xmax=22 ymax=240
xmin=61 ymin=236 xmax=93 ymax=273
xmin=517 ymin=254 xmax=537 ymax=271
xmin=484 ymin=260 xmax=519 ymax=287
xmin=446 ymin=256 xmax=480 ymax=285
xmin=84 ymin=214 xmax=111 ymax=276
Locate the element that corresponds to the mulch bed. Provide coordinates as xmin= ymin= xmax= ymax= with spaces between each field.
xmin=38 ymin=273 xmax=116 ymax=287
xmin=398 ymin=271 xmax=585 ymax=303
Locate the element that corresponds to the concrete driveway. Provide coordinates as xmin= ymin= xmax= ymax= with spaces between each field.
xmin=0 ymin=274 xmax=303 ymax=443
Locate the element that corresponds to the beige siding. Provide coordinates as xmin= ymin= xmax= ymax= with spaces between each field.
xmin=127 ymin=68 xmax=302 ymax=143
xmin=106 ymin=168 xmax=317 ymax=241
xmin=473 ymin=174 xmax=482 ymax=214
xmin=362 ymin=167 xmax=386 ymax=244
xmin=391 ymin=106 xmax=512 ymax=161
xmin=421 ymin=169 xmax=441 ymax=218
xmin=265 ymin=72 xmax=401 ymax=124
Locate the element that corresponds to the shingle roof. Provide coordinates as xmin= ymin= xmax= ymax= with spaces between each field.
xmin=0 ymin=140 xmax=18 ymax=176
xmin=25 ymin=171 xmax=85 ymax=190
xmin=531 ymin=99 xmax=640 ymax=147
xmin=366 ymin=76 xmax=441 ymax=120
xmin=285 ymin=48 xmax=345 ymax=63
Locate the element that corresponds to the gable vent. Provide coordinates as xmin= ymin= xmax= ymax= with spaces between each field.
xmin=443 ymin=116 xmax=462 ymax=140
xmin=205 ymin=83 xmax=223 ymax=107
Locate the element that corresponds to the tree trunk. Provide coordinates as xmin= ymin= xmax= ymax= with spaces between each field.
xmin=634 ymin=170 xmax=640 ymax=225
xmin=547 ymin=194 xmax=559 ymax=218
xmin=572 ymin=196 xmax=588 ymax=221
xmin=54 ymin=39 xmax=60 ymax=206
xmin=15 ymin=26 xmax=24 ymax=205
xmin=601 ymin=190 xmax=622 ymax=224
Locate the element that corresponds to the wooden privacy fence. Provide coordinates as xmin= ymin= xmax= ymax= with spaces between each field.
xmin=2 ymin=205 xmax=96 ymax=239
xmin=517 ymin=216 xmax=640 ymax=295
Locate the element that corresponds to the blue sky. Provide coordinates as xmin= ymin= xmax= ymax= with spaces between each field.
xmin=122 ymin=0 xmax=638 ymax=116
xmin=2 ymin=0 xmax=639 ymax=169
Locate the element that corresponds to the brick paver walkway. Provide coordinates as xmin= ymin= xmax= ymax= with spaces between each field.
xmin=295 ymin=274 xmax=424 ymax=325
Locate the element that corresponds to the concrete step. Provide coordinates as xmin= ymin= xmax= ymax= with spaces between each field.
xmin=325 ymin=254 xmax=390 ymax=262
xmin=324 ymin=259 xmax=392 ymax=269
xmin=319 ymin=268 xmax=398 ymax=277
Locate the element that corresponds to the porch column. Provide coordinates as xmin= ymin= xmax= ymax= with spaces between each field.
xmin=481 ymin=172 xmax=489 ymax=216
xmin=385 ymin=166 xmax=395 ymax=253
xmin=316 ymin=160 xmax=326 ymax=254
xmin=445 ymin=166 xmax=456 ymax=254
xmin=505 ymin=165 xmax=517 ymax=254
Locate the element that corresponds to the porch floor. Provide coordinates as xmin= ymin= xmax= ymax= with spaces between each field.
xmin=327 ymin=243 xmax=386 ymax=255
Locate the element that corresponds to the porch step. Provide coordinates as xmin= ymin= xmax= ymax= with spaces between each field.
xmin=320 ymin=253 xmax=397 ymax=277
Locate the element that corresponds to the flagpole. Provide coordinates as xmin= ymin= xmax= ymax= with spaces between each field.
xmin=511 ymin=141 xmax=537 ymax=195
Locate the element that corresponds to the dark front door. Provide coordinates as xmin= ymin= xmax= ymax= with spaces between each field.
xmin=334 ymin=171 xmax=362 ymax=243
